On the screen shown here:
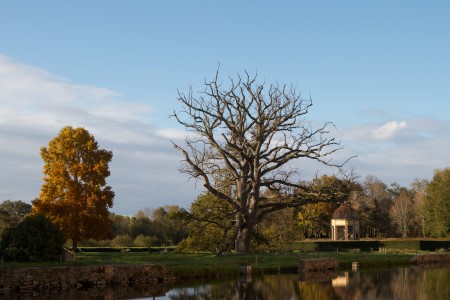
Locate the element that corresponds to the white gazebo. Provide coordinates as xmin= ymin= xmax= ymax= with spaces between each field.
xmin=331 ymin=205 xmax=360 ymax=241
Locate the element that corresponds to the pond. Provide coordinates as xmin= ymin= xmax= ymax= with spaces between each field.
xmin=6 ymin=266 xmax=450 ymax=299
xmin=147 ymin=266 xmax=450 ymax=300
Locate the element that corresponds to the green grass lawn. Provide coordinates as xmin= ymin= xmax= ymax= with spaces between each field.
xmin=0 ymin=250 xmax=419 ymax=279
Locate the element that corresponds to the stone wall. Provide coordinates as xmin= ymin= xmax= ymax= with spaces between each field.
xmin=298 ymin=258 xmax=339 ymax=272
xmin=411 ymin=253 xmax=450 ymax=265
xmin=0 ymin=264 xmax=175 ymax=296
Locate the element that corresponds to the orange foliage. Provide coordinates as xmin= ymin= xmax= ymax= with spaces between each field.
xmin=32 ymin=126 xmax=114 ymax=250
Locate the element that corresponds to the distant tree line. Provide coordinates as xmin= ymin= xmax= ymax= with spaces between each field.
xmin=176 ymin=170 xmax=450 ymax=253
xmin=1 ymin=167 xmax=450 ymax=256
xmin=105 ymin=206 xmax=188 ymax=248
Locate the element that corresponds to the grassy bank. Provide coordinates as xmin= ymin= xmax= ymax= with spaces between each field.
xmin=0 ymin=250 xmax=418 ymax=279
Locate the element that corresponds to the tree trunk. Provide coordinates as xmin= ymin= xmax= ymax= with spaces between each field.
xmin=72 ymin=240 xmax=78 ymax=252
xmin=235 ymin=226 xmax=251 ymax=253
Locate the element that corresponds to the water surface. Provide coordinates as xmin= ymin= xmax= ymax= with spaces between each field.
xmin=7 ymin=266 xmax=450 ymax=299
xmin=155 ymin=266 xmax=450 ymax=300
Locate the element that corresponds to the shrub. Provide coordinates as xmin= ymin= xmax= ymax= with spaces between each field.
xmin=110 ymin=234 xmax=134 ymax=247
xmin=77 ymin=238 xmax=110 ymax=247
xmin=77 ymin=247 xmax=121 ymax=252
xmin=176 ymin=237 xmax=195 ymax=253
xmin=0 ymin=214 xmax=65 ymax=261
xmin=134 ymin=235 xmax=158 ymax=247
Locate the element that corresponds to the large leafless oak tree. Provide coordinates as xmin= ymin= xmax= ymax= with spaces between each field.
xmin=172 ymin=71 xmax=351 ymax=253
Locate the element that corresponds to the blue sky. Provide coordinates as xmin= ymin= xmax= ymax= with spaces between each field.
xmin=1 ymin=1 xmax=449 ymax=215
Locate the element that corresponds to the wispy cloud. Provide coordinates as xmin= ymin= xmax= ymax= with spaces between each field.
xmin=336 ymin=118 xmax=450 ymax=185
xmin=0 ymin=55 xmax=118 ymax=108
xmin=0 ymin=55 xmax=199 ymax=215
xmin=0 ymin=54 xmax=155 ymax=127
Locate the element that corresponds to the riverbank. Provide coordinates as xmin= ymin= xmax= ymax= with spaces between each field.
xmin=0 ymin=251 xmax=419 ymax=279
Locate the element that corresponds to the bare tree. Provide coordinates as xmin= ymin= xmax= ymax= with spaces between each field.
xmin=171 ymin=70 xmax=351 ymax=252
xmin=411 ymin=179 xmax=428 ymax=237
xmin=390 ymin=190 xmax=414 ymax=238
xmin=354 ymin=175 xmax=392 ymax=238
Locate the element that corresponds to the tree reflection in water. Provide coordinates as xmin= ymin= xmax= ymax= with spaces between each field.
xmin=10 ymin=267 xmax=449 ymax=299
xmin=167 ymin=266 xmax=450 ymax=300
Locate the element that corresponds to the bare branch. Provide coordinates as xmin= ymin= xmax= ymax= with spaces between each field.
xmin=171 ymin=68 xmax=353 ymax=252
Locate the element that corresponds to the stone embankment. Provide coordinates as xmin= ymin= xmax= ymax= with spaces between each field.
xmin=0 ymin=264 xmax=175 ymax=296
xmin=411 ymin=253 xmax=450 ymax=265
xmin=298 ymin=258 xmax=339 ymax=282
xmin=298 ymin=258 xmax=339 ymax=272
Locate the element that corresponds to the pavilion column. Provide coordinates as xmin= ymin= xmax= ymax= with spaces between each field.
xmin=345 ymin=222 xmax=348 ymax=241
xmin=352 ymin=221 xmax=355 ymax=240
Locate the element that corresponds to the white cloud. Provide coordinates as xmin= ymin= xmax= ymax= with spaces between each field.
xmin=372 ymin=120 xmax=407 ymax=139
xmin=336 ymin=118 xmax=450 ymax=186
xmin=0 ymin=54 xmax=154 ymax=127
xmin=0 ymin=55 xmax=117 ymax=107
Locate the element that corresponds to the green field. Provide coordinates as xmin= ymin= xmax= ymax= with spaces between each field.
xmin=0 ymin=250 xmax=418 ymax=279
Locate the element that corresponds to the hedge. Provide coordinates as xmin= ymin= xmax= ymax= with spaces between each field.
xmin=76 ymin=241 xmax=450 ymax=253
xmin=77 ymin=247 xmax=176 ymax=253
xmin=284 ymin=239 xmax=450 ymax=252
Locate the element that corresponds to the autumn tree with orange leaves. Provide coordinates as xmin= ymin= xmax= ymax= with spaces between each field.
xmin=32 ymin=126 xmax=114 ymax=251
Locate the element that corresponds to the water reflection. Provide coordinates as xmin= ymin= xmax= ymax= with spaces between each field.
xmin=6 ymin=267 xmax=450 ymax=299
xmin=3 ymin=283 xmax=172 ymax=300
xmin=331 ymin=267 xmax=450 ymax=300
xmin=164 ymin=267 xmax=450 ymax=300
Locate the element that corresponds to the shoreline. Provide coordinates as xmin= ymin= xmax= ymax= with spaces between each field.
xmin=1 ymin=252 xmax=450 ymax=297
